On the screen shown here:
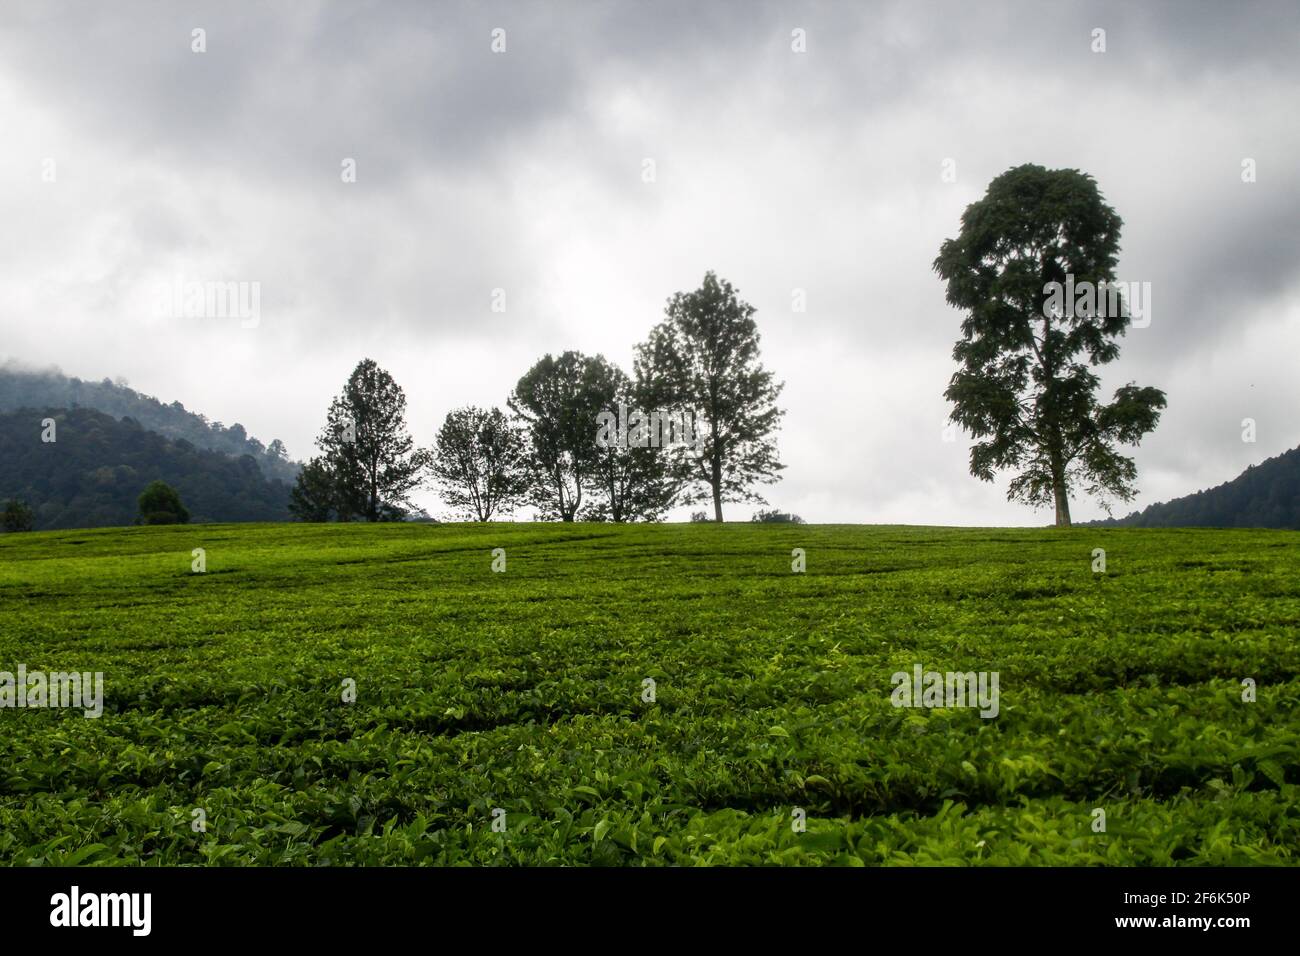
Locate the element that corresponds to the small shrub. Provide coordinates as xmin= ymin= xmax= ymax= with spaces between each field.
xmin=751 ymin=509 xmax=805 ymax=524
xmin=137 ymin=481 xmax=189 ymax=525
xmin=1 ymin=499 xmax=35 ymax=532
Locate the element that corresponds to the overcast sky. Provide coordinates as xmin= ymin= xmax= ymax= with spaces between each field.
xmin=2 ymin=0 xmax=1298 ymax=523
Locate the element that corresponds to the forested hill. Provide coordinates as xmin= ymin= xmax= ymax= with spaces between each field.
xmin=0 ymin=407 xmax=292 ymax=529
xmin=0 ymin=363 xmax=300 ymax=484
xmin=1089 ymin=446 xmax=1300 ymax=530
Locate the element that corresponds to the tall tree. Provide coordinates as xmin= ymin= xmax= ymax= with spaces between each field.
xmin=316 ymin=358 xmax=424 ymax=522
xmin=636 ymin=271 xmax=785 ymax=522
xmin=428 ymin=406 xmax=529 ymax=521
xmin=933 ymin=164 xmax=1166 ymax=526
xmin=588 ymin=359 xmax=680 ymax=522
xmin=508 ymin=351 xmax=613 ymax=522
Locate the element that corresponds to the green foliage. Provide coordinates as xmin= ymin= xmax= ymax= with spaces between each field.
xmin=2 ymin=499 xmax=35 ymax=532
xmin=752 ymin=509 xmax=804 ymax=524
xmin=0 ymin=522 xmax=1295 ymax=866
xmin=933 ymin=165 xmax=1166 ymax=526
xmin=508 ymin=351 xmax=614 ymax=522
xmin=428 ymin=407 xmax=530 ymax=521
xmin=137 ymin=481 xmax=189 ymax=525
xmin=0 ymin=363 xmax=299 ymax=484
xmin=288 ymin=457 xmax=352 ymax=523
xmin=586 ymin=363 xmax=681 ymax=523
xmin=636 ymin=272 xmax=785 ymax=521
xmin=0 ymin=407 xmax=289 ymax=529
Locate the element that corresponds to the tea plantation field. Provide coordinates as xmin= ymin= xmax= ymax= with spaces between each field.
xmin=1 ymin=522 xmax=1297 ymax=866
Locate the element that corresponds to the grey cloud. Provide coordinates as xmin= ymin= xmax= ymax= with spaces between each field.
xmin=2 ymin=0 xmax=1298 ymax=524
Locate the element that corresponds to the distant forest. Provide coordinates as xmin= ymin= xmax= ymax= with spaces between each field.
xmin=0 ymin=363 xmax=300 ymax=484
xmin=1089 ymin=446 xmax=1300 ymax=530
xmin=0 ymin=407 xmax=291 ymax=529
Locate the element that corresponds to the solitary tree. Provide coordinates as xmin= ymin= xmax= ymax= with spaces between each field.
xmin=315 ymin=359 xmax=424 ymax=522
xmin=508 ymin=351 xmax=612 ymax=521
xmin=137 ymin=480 xmax=189 ymax=525
xmin=934 ymin=164 xmax=1166 ymax=526
xmin=428 ymin=406 xmax=529 ymax=521
xmin=636 ymin=271 xmax=785 ymax=522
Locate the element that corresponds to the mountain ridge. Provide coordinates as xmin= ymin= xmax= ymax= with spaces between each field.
xmin=0 ymin=361 xmax=300 ymax=485
xmin=0 ymin=406 xmax=291 ymax=529
xmin=1087 ymin=445 xmax=1300 ymax=530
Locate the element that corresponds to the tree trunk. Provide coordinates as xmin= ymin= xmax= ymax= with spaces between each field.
xmin=710 ymin=413 xmax=723 ymax=522
xmin=1053 ymin=475 xmax=1071 ymax=527
xmin=368 ymin=465 xmax=379 ymax=522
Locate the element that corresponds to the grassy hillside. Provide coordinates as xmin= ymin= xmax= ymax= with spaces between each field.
xmin=1 ymin=522 xmax=1296 ymax=865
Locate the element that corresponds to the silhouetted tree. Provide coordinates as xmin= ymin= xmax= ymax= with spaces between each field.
xmin=509 ymin=351 xmax=612 ymax=521
xmin=637 ymin=272 xmax=785 ymax=522
xmin=315 ymin=359 xmax=424 ymax=522
xmin=428 ymin=406 xmax=529 ymax=521
xmin=289 ymin=456 xmax=353 ymax=522
xmin=588 ymin=359 xmax=681 ymax=522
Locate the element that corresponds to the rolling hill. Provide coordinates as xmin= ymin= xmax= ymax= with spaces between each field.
xmin=0 ymin=362 xmax=300 ymax=484
xmin=1091 ymin=446 xmax=1300 ymax=530
xmin=0 ymin=406 xmax=292 ymax=529
xmin=0 ymin=521 xmax=1295 ymax=864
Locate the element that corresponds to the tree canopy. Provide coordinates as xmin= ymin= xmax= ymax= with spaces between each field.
xmin=137 ymin=480 xmax=189 ymax=525
xmin=308 ymin=359 xmax=424 ymax=522
xmin=428 ymin=406 xmax=529 ymax=521
xmin=933 ymin=164 xmax=1166 ymax=526
xmin=508 ymin=351 xmax=613 ymax=522
xmin=636 ymin=271 xmax=784 ymax=521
